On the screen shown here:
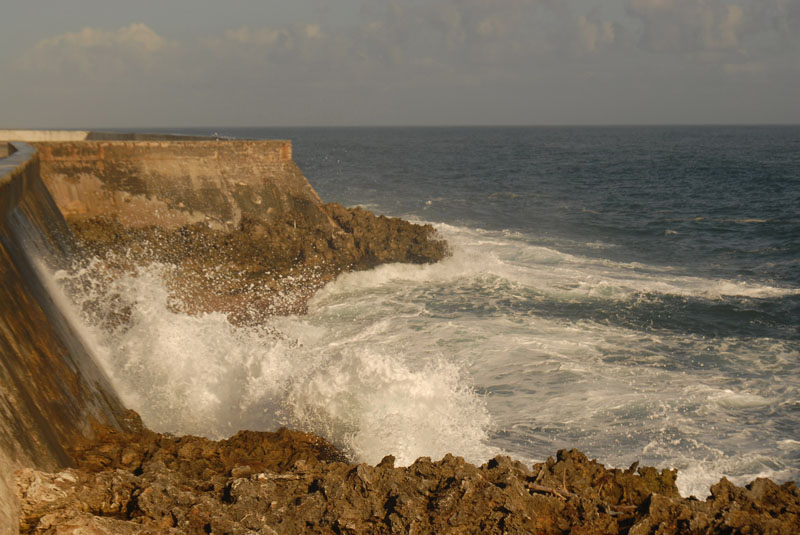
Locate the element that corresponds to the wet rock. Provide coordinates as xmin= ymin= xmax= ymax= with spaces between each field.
xmin=322 ymin=203 xmax=449 ymax=268
xmin=16 ymin=421 xmax=800 ymax=534
xmin=67 ymin=204 xmax=448 ymax=324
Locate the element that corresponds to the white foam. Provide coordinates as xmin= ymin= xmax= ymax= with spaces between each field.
xmin=308 ymin=224 xmax=800 ymax=307
xmin=675 ymin=453 xmax=793 ymax=498
xmin=51 ymin=260 xmax=499 ymax=466
xmin=436 ymin=224 xmax=800 ymax=300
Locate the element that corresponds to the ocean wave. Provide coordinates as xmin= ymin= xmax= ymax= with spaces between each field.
xmin=342 ymin=223 xmax=800 ymax=303
xmin=48 ymin=260 xmax=499 ymax=467
xmin=42 ymin=224 xmax=800 ymax=499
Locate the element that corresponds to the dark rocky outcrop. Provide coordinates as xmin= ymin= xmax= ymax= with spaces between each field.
xmin=17 ymin=415 xmax=800 ymax=534
xmin=66 ymin=202 xmax=448 ymax=323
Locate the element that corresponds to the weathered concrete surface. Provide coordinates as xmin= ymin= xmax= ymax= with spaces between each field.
xmin=0 ymin=143 xmax=130 ymax=535
xmin=33 ymin=140 xmax=329 ymax=232
xmin=0 ymin=131 xmax=90 ymax=142
xmin=0 ymin=130 xmax=215 ymax=143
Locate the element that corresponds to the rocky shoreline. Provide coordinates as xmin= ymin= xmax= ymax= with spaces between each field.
xmin=67 ymin=202 xmax=448 ymax=324
xmin=17 ymin=411 xmax=800 ymax=534
xmin=20 ymin=207 xmax=799 ymax=534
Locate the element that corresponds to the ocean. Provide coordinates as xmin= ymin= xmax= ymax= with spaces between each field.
xmin=57 ymin=125 xmax=800 ymax=499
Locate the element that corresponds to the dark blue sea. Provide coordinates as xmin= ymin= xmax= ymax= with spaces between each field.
xmin=80 ymin=126 xmax=800 ymax=497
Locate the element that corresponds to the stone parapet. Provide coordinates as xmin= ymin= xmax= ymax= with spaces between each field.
xmin=33 ymin=140 xmax=315 ymax=231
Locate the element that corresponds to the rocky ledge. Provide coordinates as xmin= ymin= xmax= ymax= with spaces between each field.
xmin=68 ymin=202 xmax=448 ymax=323
xmin=17 ymin=411 xmax=800 ymax=535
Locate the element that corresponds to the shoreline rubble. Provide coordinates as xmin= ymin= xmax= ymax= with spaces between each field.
xmin=17 ymin=410 xmax=800 ymax=534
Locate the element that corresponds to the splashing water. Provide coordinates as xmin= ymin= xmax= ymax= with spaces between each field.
xmin=51 ymin=255 xmax=499 ymax=467
xmin=47 ymin=217 xmax=800 ymax=498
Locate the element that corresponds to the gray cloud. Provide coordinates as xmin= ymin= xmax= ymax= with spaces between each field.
xmin=627 ymin=0 xmax=745 ymax=54
xmin=5 ymin=0 xmax=798 ymax=126
xmin=625 ymin=0 xmax=800 ymax=72
xmin=20 ymin=23 xmax=174 ymax=76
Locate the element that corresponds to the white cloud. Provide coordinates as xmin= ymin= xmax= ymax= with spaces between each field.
xmin=20 ymin=23 xmax=171 ymax=75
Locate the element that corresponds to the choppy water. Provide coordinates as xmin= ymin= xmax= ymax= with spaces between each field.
xmin=57 ymin=126 xmax=800 ymax=498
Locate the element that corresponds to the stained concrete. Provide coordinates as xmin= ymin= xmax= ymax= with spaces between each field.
xmin=32 ymin=139 xmax=329 ymax=232
xmin=0 ymin=142 xmax=130 ymax=535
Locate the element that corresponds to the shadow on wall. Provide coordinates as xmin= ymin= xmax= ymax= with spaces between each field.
xmin=0 ymin=141 xmax=130 ymax=535
xmin=0 ymin=143 xmax=16 ymax=158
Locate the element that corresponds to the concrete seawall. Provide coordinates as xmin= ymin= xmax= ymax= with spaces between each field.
xmin=0 ymin=133 xmax=343 ymax=534
xmin=33 ymin=139 xmax=333 ymax=231
xmin=0 ymin=142 xmax=129 ymax=535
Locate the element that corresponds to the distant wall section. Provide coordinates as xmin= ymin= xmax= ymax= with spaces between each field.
xmin=31 ymin=140 xmax=333 ymax=232
xmin=0 ymin=130 xmax=90 ymax=142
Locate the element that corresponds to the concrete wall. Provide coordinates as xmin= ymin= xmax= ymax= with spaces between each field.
xmin=0 ymin=143 xmax=130 ymax=535
xmin=0 ymin=129 xmax=216 ymax=143
xmin=0 ymin=130 xmax=90 ymax=142
xmin=33 ymin=140 xmax=333 ymax=231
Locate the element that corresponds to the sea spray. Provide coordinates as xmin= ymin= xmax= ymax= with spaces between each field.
xmin=47 ymin=216 xmax=800 ymax=498
xmin=50 ymin=255 xmax=499 ymax=467
xmin=206 ymin=124 xmax=799 ymax=498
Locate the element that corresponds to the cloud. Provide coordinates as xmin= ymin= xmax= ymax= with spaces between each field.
xmin=208 ymin=1 xmax=563 ymax=88
xmin=627 ymin=0 xmax=746 ymax=55
xmin=577 ymin=15 xmax=616 ymax=55
xmin=16 ymin=2 xmax=616 ymax=88
xmin=19 ymin=23 xmax=172 ymax=76
xmin=7 ymin=0 xmax=798 ymax=127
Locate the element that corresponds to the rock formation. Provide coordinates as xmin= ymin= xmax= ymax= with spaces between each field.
xmin=66 ymin=201 xmax=448 ymax=323
xmin=17 ymin=413 xmax=800 ymax=534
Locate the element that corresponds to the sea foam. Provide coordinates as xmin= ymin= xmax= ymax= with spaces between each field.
xmin=50 ymin=258 xmax=499 ymax=467
xmin=45 ymin=220 xmax=800 ymax=498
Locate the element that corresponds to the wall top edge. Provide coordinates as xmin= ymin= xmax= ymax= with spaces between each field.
xmin=0 ymin=130 xmax=287 ymax=142
xmin=0 ymin=142 xmax=36 ymax=183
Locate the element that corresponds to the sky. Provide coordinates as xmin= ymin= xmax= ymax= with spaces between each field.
xmin=1 ymin=0 xmax=798 ymax=127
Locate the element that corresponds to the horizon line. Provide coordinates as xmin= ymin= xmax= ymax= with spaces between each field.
xmin=6 ymin=122 xmax=800 ymax=131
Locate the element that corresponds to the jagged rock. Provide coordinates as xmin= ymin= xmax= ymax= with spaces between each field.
xmin=16 ymin=417 xmax=800 ymax=534
xmin=67 ymin=203 xmax=448 ymax=323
